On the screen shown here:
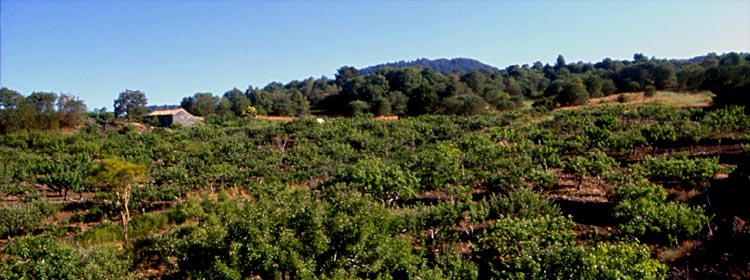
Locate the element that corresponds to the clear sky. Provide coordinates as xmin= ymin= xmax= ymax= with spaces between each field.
xmin=1 ymin=0 xmax=748 ymax=109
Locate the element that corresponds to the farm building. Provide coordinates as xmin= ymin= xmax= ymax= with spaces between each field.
xmin=147 ymin=108 xmax=201 ymax=127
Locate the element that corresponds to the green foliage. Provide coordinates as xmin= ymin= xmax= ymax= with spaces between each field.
xmin=0 ymin=88 xmax=87 ymax=133
xmin=702 ymin=62 xmax=750 ymax=108
xmin=0 ymin=235 xmax=82 ymax=280
xmin=556 ymin=79 xmax=590 ymax=106
xmin=90 ymin=158 xmax=149 ymax=244
xmin=579 ymin=242 xmax=667 ymax=279
xmin=701 ymin=105 xmax=749 ymax=132
xmin=476 ymin=215 xmax=667 ymax=279
xmin=476 ymin=215 xmax=577 ymax=279
xmin=640 ymin=123 xmax=677 ymax=153
xmin=614 ymin=199 xmax=707 ymax=244
xmin=3 ymin=85 xmax=746 ymax=278
xmin=617 ymin=94 xmax=629 ymax=103
xmin=410 ymin=142 xmax=463 ymax=191
xmin=323 ymin=157 xmax=419 ymax=203
xmin=1 ymin=234 xmax=136 ymax=280
xmin=583 ymin=125 xmax=612 ymax=150
xmin=440 ymin=94 xmax=490 ymax=115
xmin=0 ymin=200 xmax=58 ymax=238
xmin=181 ymin=92 xmax=219 ymax=116
xmin=113 ymin=89 xmax=148 ymax=120
xmin=76 ymin=221 xmax=123 ymax=247
xmin=563 ymin=151 xmax=618 ymax=187
xmin=614 ymin=181 xmax=667 ymax=202
xmin=613 ymin=182 xmax=707 ymax=244
xmin=481 ymin=188 xmax=561 ymax=220
xmin=34 ymin=153 xmax=92 ymax=200
xmin=147 ymin=191 xmax=422 ymax=279
xmin=128 ymin=213 xmax=169 ymax=238
xmin=633 ymin=155 xmax=726 ymax=186
xmin=79 ymin=245 xmax=137 ymax=280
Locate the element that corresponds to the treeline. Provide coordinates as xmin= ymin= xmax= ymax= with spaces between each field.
xmin=0 ymin=88 xmax=87 ymax=133
xmin=1 ymin=52 xmax=748 ymax=131
xmin=180 ymin=52 xmax=750 ymax=118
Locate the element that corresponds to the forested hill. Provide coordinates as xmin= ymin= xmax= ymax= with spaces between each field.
xmin=1 ymin=52 xmax=749 ymax=133
xmin=359 ymin=58 xmax=500 ymax=75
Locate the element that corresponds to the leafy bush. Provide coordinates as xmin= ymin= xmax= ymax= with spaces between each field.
xmin=579 ymin=242 xmax=667 ymax=279
xmin=640 ymin=123 xmax=677 ymax=154
xmin=0 ymin=234 xmax=82 ymax=280
xmin=525 ymin=168 xmax=558 ymax=189
xmin=563 ymin=151 xmax=618 ymax=188
xmin=476 ymin=215 xmax=576 ymax=279
xmin=0 ymin=200 xmax=59 ymax=238
xmin=614 ymin=181 xmax=667 ymax=202
xmin=79 ymin=245 xmax=137 ymax=280
xmin=481 ymin=188 xmax=561 ymax=220
xmin=76 ymin=221 xmax=123 ymax=247
xmin=614 ymin=199 xmax=707 ymax=244
xmin=633 ymin=155 xmax=726 ymax=186
xmin=322 ymin=157 xmax=419 ymax=203
xmin=409 ymin=142 xmax=463 ymax=191
xmin=128 ymin=213 xmax=169 ymax=238
xmin=701 ymin=105 xmax=749 ymax=132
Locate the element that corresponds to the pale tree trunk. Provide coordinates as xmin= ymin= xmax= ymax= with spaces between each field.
xmin=121 ymin=207 xmax=129 ymax=245
xmin=118 ymin=184 xmax=132 ymax=245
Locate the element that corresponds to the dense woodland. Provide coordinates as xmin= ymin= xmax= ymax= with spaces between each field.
xmin=0 ymin=52 xmax=749 ymax=279
xmin=174 ymin=52 xmax=750 ymax=119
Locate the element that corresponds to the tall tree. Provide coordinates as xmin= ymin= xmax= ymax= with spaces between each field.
xmin=224 ymin=88 xmax=252 ymax=116
xmin=335 ymin=66 xmax=360 ymax=87
xmin=90 ymin=158 xmax=147 ymax=245
xmin=56 ymin=94 xmax=87 ymax=128
xmin=407 ymin=82 xmax=438 ymax=115
xmin=27 ymin=92 xmax=59 ymax=130
xmin=113 ymin=90 xmax=148 ymax=120
xmin=181 ymin=92 xmax=219 ymax=116
xmin=0 ymin=88 xmax=27 ymax=133
xmin=555 ymin=54 xmax=567 ymax=70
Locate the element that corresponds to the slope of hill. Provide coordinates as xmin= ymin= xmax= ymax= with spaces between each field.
xmin=359 ymin=57 xmax=500 ymax=75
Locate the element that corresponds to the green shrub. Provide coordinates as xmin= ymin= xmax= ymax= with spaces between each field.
xmin=0 ymin=234 xmax=82 ymax=280
xmin=633 ymin=156 xmax=726 ymax=186
xmin=579 ymin=242 xmax=667 ymax=279
xmin=525 ymin=168 xmax=558 ymax=189
xmin=128 ymin=213 xmax=169 ymax=238
xmin=614 ymin=181 xmax=667 ymax=202
xmin=563 ymin=151 xmax=618 ymax=188
xmin=77 ymin=221 xmax=123 ymax=247
xmin=0 ymin=200 xmax=59 ymax=238
xmin=79 ymin=245 xmax=137 ymax=280
xmin=322 ymin=157 xmax=419 ymax=203
xmin=614 ymin=199 xmax=707 ymax=244
xmin=482 ymin=188 xmax=561 ymax=220
xmin=476 ymin=215 xmax=576 ymax=279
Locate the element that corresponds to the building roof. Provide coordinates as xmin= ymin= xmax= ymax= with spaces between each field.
xmin=147 ymin=108 xmax=191 ymax=116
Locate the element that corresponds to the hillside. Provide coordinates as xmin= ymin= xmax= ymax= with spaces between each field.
xmin=358 ymin=57 xmax=500 ymax=75
xmin=0 ymin=51 xmax=749 ymax=279
xmin=2 ymin=101 xmax=750 ymax=279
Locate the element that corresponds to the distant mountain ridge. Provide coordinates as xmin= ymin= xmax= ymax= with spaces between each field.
xmin=359 ymin=58 xmax=500 ymax=75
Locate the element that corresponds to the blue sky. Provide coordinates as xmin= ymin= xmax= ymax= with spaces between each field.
xmin=1 ymin=0 xmax=748 ymax=109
